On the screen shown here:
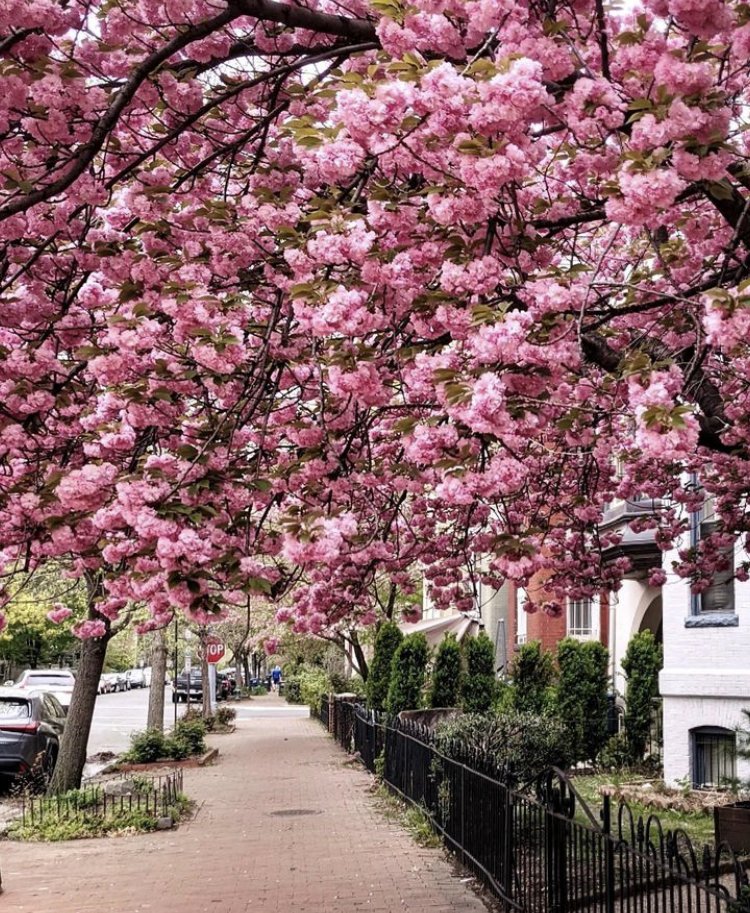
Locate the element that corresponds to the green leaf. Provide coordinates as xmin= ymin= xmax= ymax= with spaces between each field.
xmin=247 ymin=577 xmax=272 ymax=595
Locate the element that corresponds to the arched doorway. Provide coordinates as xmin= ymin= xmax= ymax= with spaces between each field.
xmin=638 ymin=595 xmax=662 ymax=645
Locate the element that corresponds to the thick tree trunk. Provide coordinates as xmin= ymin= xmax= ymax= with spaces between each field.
xmin=348 ymin=630 xmax=369 ymax=681
xmin=146 ymin=628 xmax=167 ymax=731
xmin=48 ymin=632 xmax=110 ymax=794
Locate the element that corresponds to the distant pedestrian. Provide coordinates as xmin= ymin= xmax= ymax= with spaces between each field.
xmin=271 ymin=665 xmax=282 ymax=693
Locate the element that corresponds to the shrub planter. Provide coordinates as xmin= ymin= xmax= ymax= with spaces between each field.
xmin=715 ymin=801 xmax=750 ymax=852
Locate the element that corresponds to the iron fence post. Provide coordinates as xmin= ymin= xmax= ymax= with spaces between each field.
xmin=503 ymin=783 xmax=513 ymax=901
xmin=460 ymin=763 xmax=466 ymax=866
xmin=546 ymin=785 xmax=568 ymax=913
xmin=603 ymin=793 xmax=616 ymax=913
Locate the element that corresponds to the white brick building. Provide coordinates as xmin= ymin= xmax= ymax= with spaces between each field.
xmin=660 ymin=529 xmax=750 ymax=788
xmin=599 ymin=495 xmax=750 ymax=788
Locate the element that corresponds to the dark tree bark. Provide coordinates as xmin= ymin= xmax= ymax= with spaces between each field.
xmin=48 ymin=630 xmax=110 ymax=794
xmin=146 ymin=628 xmax=167 ymax=731
xmin=348 ymin=630 xmax=369 ymax=681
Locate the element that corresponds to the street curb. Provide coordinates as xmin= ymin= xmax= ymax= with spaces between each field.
xmin=198 ymin=748 xmax=219 ymax=767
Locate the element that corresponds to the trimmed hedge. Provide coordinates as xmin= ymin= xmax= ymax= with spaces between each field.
xmin=435 ymin=710 xmax=570 ymax=782
xmin=429 ymin=634 xmax=462 ymax=708
xmin=461 ymin=632 xmax=497 ymax=714
xmin=556 ymin=638 xmax=609 ymax=764
xmin=387 ymin=632 xmax=428 ymax=715
xmin=621 ymin=630 xmax=662 ymax=762
xmin=509 ymin=640 xmax=555 ymax=716
xmin=366 ymin=622 xmax=403 ymax=712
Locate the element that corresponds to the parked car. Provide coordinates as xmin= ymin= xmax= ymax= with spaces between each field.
xmin=0 ymin=688 xmax=66 ymax=785
xmin=172 ymin=671 xmax=202 ymax=703
xmin=126 ymin=669 xmax=147 ymax=689
xmin=112 ymin=672 xmax=129 ymax=692
xmin=101 ymin=673 xmax=116 ymax=692
xmin=97 ymin=674 xmax=113 ymax=695
xmin=217 ymin=670 xmax=237 ymax=701
xmin=10 ymin=669 xmax=76 ymax=711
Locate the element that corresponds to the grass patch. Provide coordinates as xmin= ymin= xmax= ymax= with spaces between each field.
xmin=571 ymin=774 xmax=717 ymax=847
xmin=372 ymin=785 xmax=442 ymax=848
xmin=9 ymin=792 xmax=192 ymax=842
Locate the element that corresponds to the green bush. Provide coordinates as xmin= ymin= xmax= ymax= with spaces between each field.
xmin=556 ymin=638 xmax=609 ymax=764
xmin=125 ymin=729 xmax=167 ymax=764
xmin=461 ymin=632 xmax=498 ymax=714
xmin=283 ymin=665 xmax=335 ymax=709
xmin=123 ymin=720 xmax=205 ymax=764
xmin=621 ymin=630 xmax=662 ymax=763
xmin=509 ymin=640 xmax=556 ymax=716
xmin=216 ymin=705 xmax=236 ymax=726
xmin=162 ymin=735 xmax=191 ymax=761
xmin=329 ymin=671 xmax=365 ymax=697
xmin=429 ymin=634 xmax=462 ymax=708
xmin=284 ymin=677 xmax=302 ymax=703
xmin=367 ymin=622 xmax=403 ymax=712
xmin=298 ymin=667 xmax=330 ymax=708
xmin=387 ymin=632 xmax=428 ymax=715
xmin=599 ymin=733 xmax=631 ymax=771
xmin=435 ymin=711 xmax=570 ymax=783
xmin=173 ymin=719 xmax=207 ymax=755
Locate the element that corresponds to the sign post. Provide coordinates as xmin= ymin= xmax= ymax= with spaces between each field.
xmin=205 ymin=637 xmax=225 ymax=713
xmin=205 ymin=639 xmax=225 ymax=664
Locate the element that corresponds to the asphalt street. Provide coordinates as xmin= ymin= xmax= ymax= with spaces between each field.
xmin=88 ymin=685 xmax=185 ymax=757
xmin=87 ymin=686 xmax=309 ymax=757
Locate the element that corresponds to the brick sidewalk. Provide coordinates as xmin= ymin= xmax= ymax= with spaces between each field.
xmin=0 ymin=695 xmax=492 ymax=913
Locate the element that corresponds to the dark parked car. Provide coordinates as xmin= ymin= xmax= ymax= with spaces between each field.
xmin=172 ymin=671 xmax=202 ymax=703
xmin=0 ymin=688 xmax=66 ymax=785
xmin=217 ymin=670 xmax=237 ymax=701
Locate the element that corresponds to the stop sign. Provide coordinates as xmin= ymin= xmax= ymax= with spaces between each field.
xmin=205 ymin=638 xmax=225 ymax=664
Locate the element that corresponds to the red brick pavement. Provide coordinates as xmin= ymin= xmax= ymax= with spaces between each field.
xmin=0 ymin=695 xmax=492 ymax=913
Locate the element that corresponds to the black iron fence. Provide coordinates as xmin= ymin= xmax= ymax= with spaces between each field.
xmin=332 ymin=702 xmax=750 ymax=913
xmin=21 ymin=770 xmax=184 ymax=827
xmin=310 ymin=694 xmax=331 ymax=729
xmin=317 ymin=695 xmax=330 ymax=730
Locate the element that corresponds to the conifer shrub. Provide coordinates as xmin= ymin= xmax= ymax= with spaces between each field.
xmin=386 ymin=632 xmax=428 ymax=715
xmin=367 ymin=621 xmax=403 ymax=712
xmin=461 ymin=632 xmax=498 ymax=714
xmin=429 ymin=633 xmax=462 ymax=708
xmin=556 ymin=638 xmax=609 ymax=764
xmin=621 ymin=630 xmax=662 ymax=763
xmin=509 ymin=640 xmax=556 ymax=716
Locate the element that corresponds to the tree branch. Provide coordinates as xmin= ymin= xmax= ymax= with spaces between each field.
xmin=0 ymin=7 xmax=241 ymax=223
xmin=581 ymin=331 xmax=734 ymax=454
xmin=229 ymin=0 xmax=377 ymax=42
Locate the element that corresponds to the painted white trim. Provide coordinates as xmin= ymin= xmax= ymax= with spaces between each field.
xmin=566 ymin=595 xmax=600 ymax=641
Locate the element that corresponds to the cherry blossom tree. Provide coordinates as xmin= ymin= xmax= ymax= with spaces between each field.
xmin=2 ymin=0 xmax=750 ymax=787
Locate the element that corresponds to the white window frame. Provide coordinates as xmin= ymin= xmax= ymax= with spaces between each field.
xmin=515 ymin=588 xmax=528 ymax=645
xmin=690 ymin=496 xmax=736 ymax=617
xmin=691 ymin=726 xmax=736 ymax=788
xmin=567 ymin=596 xmax=599 ymax=641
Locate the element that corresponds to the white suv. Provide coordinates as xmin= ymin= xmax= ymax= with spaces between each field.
xmin=10 ymin=670 xmax=76 ymax=710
